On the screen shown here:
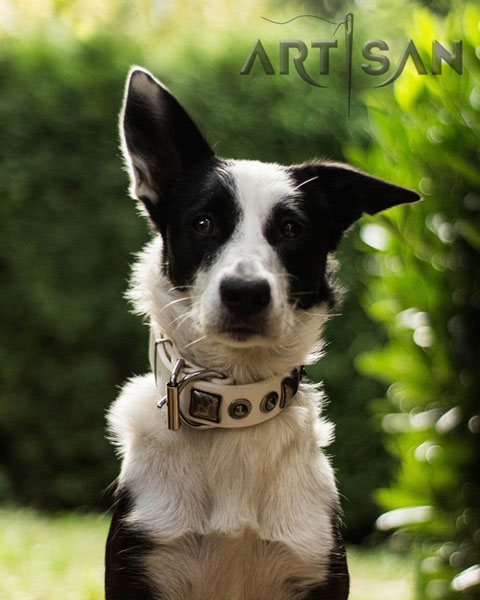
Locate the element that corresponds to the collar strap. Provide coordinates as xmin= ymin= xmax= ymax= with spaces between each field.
xmin=149 ymin=331 xmax=301 ymax=431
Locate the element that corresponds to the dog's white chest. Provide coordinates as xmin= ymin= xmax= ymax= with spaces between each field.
xmin=144 ymin=528 xmax=328 ymax=600
xmin=108 ymin=374 xmax=338 ymax=576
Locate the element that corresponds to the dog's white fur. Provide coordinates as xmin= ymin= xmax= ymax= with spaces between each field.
xmin=108 ymin=377 xmax=337 ymax=599
xmin=107 ymin=161 xmax=340 ymax=598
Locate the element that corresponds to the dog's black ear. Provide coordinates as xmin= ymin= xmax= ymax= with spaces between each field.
xmin=289 ymin=161 xmax=421 ymax=251
xmin=120 ymin=67 xmax=214 ymax=217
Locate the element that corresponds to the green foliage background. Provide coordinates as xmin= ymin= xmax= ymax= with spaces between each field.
xmin=0 ymin=1 xmax=479 ymax=596
xmin=349 ymin=6 xmax=480 ymax=596
xmin=0 ymin=5 xmax=389 ymax=539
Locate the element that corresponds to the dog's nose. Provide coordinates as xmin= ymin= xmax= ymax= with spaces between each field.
xmin=220 ymin=278 xmax=271 ymax=317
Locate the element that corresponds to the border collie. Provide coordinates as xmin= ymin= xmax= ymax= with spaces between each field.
xmin=105 ymin=67 xmax=419 ymax=600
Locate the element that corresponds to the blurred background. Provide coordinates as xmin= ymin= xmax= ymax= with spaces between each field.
xmin=0 ymin=0 xmax=479 ymax=598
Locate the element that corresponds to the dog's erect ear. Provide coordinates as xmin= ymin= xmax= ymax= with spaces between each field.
xmin=120 ymin=67 xmax=214 ymax=216
xmin=289 ymin=161 xmax=421 ymax=251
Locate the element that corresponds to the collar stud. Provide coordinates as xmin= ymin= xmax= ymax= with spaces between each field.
xmin=260 ymin=391 xmax=279 ymax=413
xmin=228 ymin=399 xmax=252 ymax=419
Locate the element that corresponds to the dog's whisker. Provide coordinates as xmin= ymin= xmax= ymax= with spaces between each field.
xmin=169 ymin=309 xmax=195 ymax=330
xmin=165 ymin=313 xmax=183 ymax=327
xmin=290 ymin=290 xmax=318 ymax=296
xmin=160 ymin=297 xmax=190 ymax=313
xmin=277 ymin=316 xmax=305 ymax=345
xmin=291 ymin=175 xmax=319 ymax=191
xmin=182 ymin=335 xmax=208 ymax=349
xmin=169 ymin=313 xmax=191 ymax=329
xmin=167 ymin=284 xmax=195 ymax=293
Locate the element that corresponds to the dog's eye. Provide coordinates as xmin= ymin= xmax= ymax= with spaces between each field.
xmin=192 ymin=215 xmax=214 ymax=235
xmin=280 ymin=220 xmax=303 ymax=239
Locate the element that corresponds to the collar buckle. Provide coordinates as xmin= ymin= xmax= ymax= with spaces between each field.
xmin=164 ymin=358 xmax=185 ymax=430
xmin=157 ymin=349 xmax=226 ymax=430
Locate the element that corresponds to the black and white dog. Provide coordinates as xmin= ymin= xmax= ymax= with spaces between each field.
xmin=105 ymin=67 xmax=419 ymax=600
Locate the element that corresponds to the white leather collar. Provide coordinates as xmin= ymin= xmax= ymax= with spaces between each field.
xmin=149 ymin=330 xmax=302 ymax=430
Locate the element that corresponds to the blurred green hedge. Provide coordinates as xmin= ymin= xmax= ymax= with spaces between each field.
xmin=0 ymin=22 xmax=395 ymax=539
xmin=0 ymin=34 xmax=149 ymax=508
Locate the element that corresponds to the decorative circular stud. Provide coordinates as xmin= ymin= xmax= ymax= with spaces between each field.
xmin=228 ymin=399 xmax=252 ymax=419
xmin=260 ymin=391 xmax=279 ymax=413
xmin=280 ymin=368 xmax=300 ymax=408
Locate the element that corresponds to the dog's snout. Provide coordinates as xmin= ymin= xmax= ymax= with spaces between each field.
xmin=220 ymin=278 xmax=271 ymax=317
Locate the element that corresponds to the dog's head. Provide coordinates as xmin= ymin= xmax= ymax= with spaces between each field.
xmin=120 ymin=67 xmax=420 ymax=379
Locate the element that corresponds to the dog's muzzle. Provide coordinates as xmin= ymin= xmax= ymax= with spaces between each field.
xmin=149 ymin=331 xmax=302 ymax=431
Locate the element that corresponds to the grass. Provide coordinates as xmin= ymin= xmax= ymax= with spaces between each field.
xmin=0 ymin=507 xmax=415 ymax=599
xmin=0 ymin=508 xmax=108 ymax=600
xmin=348 ymin=545 xmax=415 ymax=600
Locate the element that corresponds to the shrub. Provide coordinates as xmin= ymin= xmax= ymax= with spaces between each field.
xmin=0 ymin=32 xmax=148 ymax=508
xmin=348 ymin=5 xmax=480 ymax=596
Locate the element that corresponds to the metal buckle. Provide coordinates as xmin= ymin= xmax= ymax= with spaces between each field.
xmin=164 ymin=358 xmax=185 ymax=430
xmin=155 ymin=339 xmax=225 ymax=430
xmin=153 ymin=338 xmax=172 ymax=386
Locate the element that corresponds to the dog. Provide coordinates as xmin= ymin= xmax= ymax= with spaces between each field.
xmin=105 ymin=66 xmax=420 ymax=600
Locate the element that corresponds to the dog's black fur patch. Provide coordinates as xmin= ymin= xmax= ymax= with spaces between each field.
xmin=161 ymin=159 xmax=240 ymax=288
xmin=288 ymin=162 xmax=419 ymax=253
xmin=264 ymin=197 xmax=335 ymax=309
xmin=122 ymin=70 xmax=214 ymax=218
xmin=302 ymin=518 xmax=350 ymax=599
xmin=105 ymin=487 xmax=157 ymax=600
